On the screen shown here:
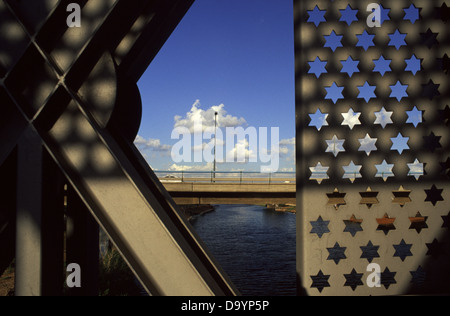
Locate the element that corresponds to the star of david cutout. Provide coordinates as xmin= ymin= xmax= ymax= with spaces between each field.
xmin=374 ymin=107 xmax=393 ymax=128
xmin=388 ymin=30 xmax=407 ymax=50
xmin=393 ymin=240 xmax=413 ymax=262
xmin=327 ymin=242 xmax=347 ymax=265
xmin=324 ymin=31 xmax=343 ymax=52
xmin=343 ymin=215 xmax=363 ymax=237
xmin=404 ymin=4 xmax=420 ymax=24
xmin=307 ymin=5 xmax=327 ymax=27
xmin=310 ymin=216 xmax=330 ymax=238
xmin=308 ymin=57 xmax=327 ymax=78
xmin=392 ymin=186 xmax=411 ymax=207
xmin=409 ymin=212 xmax=429 ymax=234
xmin=310 ymin=270 xmax=330 ymax=293
xmin=360 ymin=187 xmax=379 ymax=209
xmin=327 ymin=188 xmax=346 ymax=210
xmin=373 ymin=56 xmax=392 ymax=76
xmin=425 ymin=185 xmax=444 ymax=206
xmin=310 ymin=162 xmax=329 ymax=184
xmin=439 ymin=3 xmax=450 ymax=23
xmin=410 ymin=266 xmax=427 ymax=286
xmin=376 ymin=214 xmax=396 ymax=235
xmin=326 ymin=135 xmax=345 ymax=157
xmin=360 ymin=241 xmax=380 ymax=263
xmin=381 ymin=268 xmax=397 ymax=290
xmin=423 ymin=132 xmax=442 ymax=153
xmin=344 ymin=269 xmax=364 ymax=291
xmin=309 ymin=109 xmax=329 ymax=131
xmin=408 ymin=159 xmax=424 ymax=180
xmin=339 ymin=5 xmax=358 ymax=26
xmin=420 ymin=28 xmax=439 ymax=48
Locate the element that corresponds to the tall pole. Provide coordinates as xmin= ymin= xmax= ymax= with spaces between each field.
xmin=213 ymin=112 xmax=218 ymax=178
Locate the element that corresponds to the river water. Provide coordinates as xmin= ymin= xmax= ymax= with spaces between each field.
xmin=190 ymin=205 xmax=296 ymax=296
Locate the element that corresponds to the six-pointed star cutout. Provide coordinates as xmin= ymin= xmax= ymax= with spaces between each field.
xmin=324 ymin=31 xmax=343 ymax=52
xmin=423 ymin=132 xmax=442 ymax=153
xmin=308 ymin=57 xmax=327 ymax=78
xmin=410 ymin=266 xmax=427 ymax=286
xmin=344 ymin=269 xmax=364 ymax=292
xmin=409 ymin=212 xmax=429 ymax=234
xmin=393 ymin=240 xmax=413 ymax=262
xmin=310 ymin=162 xmax=329 ymax=184
xmin=325 ymin=82 xmax=344 ymax=104
xmin=425 ymin=185 xmax=444 ymax=206
xmin=343 ymin=161 xmax=363 ymax=183
xmin=360 ymin=187 xmax=379 ymax=209
xmin=381 ymin=268 xmax=397 ymax=289
xmin=373 ymin=55 xmax=392 ymax=76
xmin=406 ymin=106 xmax=423 ymax=127
xmin=327 ymin=188 xmax=347 ymax=210
xmin=327 ymin=242 xmax=347 ymax=265
xmin=326 ymin=135 xmax=345 ymax=157
xmin=408 ymin=159 xmax=424 ymax=180
xmin=389 ymin=29 xmax=407 ymax=50
xmin=405 ymin=54 xmax=422 ymax=75
xmin=392 ymin=186 xmax=412 ymax=207
xmin=309 ymin=109 xmax=329 ymax=131
xmin=422 ymin=79 xmax=440 ymax=99
xmin=374 ymin=107 xmax=393 ymax=128
xmin=340 ymin=56 xmax=360 ymax=77
xmin=375 ymin=160 xmax=395 ymax=182
xmin=391 ymin=133 xmax=410 ymax=154
xmin=344 ymin=215 xmax=363 ymax=237
xmin=356 ymin=30 xmax=375 ymax=51
xmin=390 ymin=81 xmax=409 ymax=101
xmin=342 ymin=108 xmax=361 ymax=130
xmin=404 ymin=4 xmax=420 ymax=24
xmin=340 ymin=4 xmax=358 ymax=26
xmin=359 ymin=134 xmax=378 ymax=156
xmin=310 ymin=270 xmax=330 ymax=293
xmin=420 ymin=28 xmax=439 ymax=48
xmin=307 ymin=5 xmax=327 ymax=27
xmin=310 ymin=216 xmax=330 ymax=239
xmin=358 ymin=81 xmax=377 ymax=103
xmin=376 ymin=214 xmax=396 ymax=235
xmin=360 ymin=241 xmax=380 ymax=263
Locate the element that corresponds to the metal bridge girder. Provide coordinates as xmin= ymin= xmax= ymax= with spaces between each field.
xmin=0 ymin=0 xmax=238 ymax=296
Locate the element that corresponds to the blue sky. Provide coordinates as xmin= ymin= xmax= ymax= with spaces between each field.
xmin=135 ymin=0 xmax=295 ymax=172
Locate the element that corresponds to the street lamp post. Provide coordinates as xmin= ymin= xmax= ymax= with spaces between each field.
xmin=213 ymin=112 xmax=218 ymax=180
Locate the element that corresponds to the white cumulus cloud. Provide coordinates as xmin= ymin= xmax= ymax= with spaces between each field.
xmin=174 ymin=100 xmax=247 ymax=133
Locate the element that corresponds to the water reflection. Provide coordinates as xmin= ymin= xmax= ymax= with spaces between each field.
xmin=191 ymin=205 xmax=296 ymax=296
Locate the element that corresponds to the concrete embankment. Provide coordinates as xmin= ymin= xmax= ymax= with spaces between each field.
xmin=179 ymin=205 xmax=215 ymax=220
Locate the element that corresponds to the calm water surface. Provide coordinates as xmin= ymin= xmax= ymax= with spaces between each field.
xmin=190 ymin=205 xmax=296 ymax=296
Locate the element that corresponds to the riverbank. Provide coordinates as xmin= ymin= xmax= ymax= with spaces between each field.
xmin=266 ymin=204 xmax=296 ymax=214
xmin=178 ymin=204 xmax=215 ymax=221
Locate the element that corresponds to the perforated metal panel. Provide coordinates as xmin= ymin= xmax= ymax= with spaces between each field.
xmin=295 ymin=0 xmax=450 ymax=295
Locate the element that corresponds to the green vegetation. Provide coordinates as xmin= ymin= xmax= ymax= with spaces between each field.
xmin=98 ymin=248 xmax=143 ymax=296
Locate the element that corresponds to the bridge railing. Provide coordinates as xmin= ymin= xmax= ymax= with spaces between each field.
xmin=154 ymin=171 xmax=296 ymax=184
